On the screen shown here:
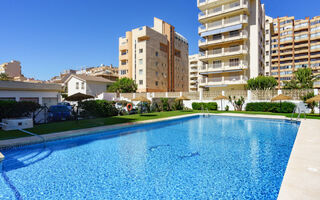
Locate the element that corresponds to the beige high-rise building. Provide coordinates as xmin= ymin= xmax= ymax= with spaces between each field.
xmin=270 ymin=16 xmax=320 ymax=88
xmin=197 ymin=0 xmax=266 ymax=91
xmin=265 ymin=16 xmax=273 ymax=76
xmin=119 ymin=17 xmax=189 ymax=93
xmin=189 ymin=54 xmax=202 ymax=92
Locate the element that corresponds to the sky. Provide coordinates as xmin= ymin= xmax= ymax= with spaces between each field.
xmin=0 ymin=0 xmax=319 ymax=80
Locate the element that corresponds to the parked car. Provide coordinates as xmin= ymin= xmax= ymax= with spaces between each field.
xmin=57 ymin=102 xmax=73 ymax=110
xmin=48 ymin=105 xmax=72 ymax=121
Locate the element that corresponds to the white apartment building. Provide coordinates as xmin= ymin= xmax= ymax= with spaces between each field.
xmin=189 ymin=54 xmax=202 ymax=92
xmin=265 ymin=16 xmax=273 ymax=76
xmin=197 ymin=0 xmax=266 ymax=91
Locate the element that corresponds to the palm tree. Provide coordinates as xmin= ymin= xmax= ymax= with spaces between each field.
xmin=284 ymin=68 xmax=319 ymax=89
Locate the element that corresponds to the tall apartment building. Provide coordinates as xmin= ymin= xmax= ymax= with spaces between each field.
xmin=189 ymin=54 xmax=202 ymax=92
xmin=119 ymin=17 xmax=189 ymax=93
xmin=0 ymin=60 xmax=22 ymax=78
xmin=197 ymin=0 xmax=265 ymax=91
xmin=271 ymin=16 xmax=320 ymax=88
xmin=265 ymin=16 xmax=273 ymax=76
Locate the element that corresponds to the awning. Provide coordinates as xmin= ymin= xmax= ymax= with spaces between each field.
xmin=201 ymin=24 xmax=242 ymax=37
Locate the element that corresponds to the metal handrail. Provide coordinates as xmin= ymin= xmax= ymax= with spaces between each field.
xmin=291 ymin=107 xmax=307 ymax=122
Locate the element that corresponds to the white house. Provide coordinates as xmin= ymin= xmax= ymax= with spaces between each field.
xmin=65 ymin=74 xmax=114 ymax=97
xmin=0 ymin=80 xmax=62 ymax=106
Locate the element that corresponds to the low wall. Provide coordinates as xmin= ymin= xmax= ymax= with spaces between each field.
xmin=183 ymin=100 xmax=313 ymax=113
xmin=118 ymin=89 xmax=320 ymax=114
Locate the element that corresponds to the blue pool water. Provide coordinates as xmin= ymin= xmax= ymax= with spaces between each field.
xmin=0 ymin=115 xmax=299 ymax=200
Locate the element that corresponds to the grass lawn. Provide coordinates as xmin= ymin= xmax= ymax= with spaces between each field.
xmin=0 ymin=110 xmax=319 ymax=140
xmin=0 ymin=111 xmax=195 ymax=140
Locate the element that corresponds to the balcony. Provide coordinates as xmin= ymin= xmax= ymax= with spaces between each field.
xmin=198 ymin=0 xmax=249 ymax=21
xmin=199 ymin=75 xmax=248 ymax=86
xmin=197 ymin=0 xmax=241 ymax=10
xmin=314 ymin=81 xmax=320 ymax=88
xmin=199 ymin=30 xmax=248 ymax=47
xmin=199 ymin=45 xmax=248 ymax=60
xmin=198 ymin=14 xmax=248 ymax=34
xmin=190 ymin=67 xmax=198 ymax=72
xmin=199 ymin=60 xmax=248 ymax=73
xmin=190 ymin=73 xmax=198 ymax=78
xmin=119 ymin=52 xmax=128 ymax=61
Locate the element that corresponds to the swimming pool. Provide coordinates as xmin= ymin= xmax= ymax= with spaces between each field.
xmin=0 ymin=115 xmax=299 ymax=199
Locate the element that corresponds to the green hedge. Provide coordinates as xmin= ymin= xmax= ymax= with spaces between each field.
xmin=192 ymin=102 xmax=218 ymax=111
xmin=80 ymin=100 xmax=118 ymax=117
xmin=245 ymin=102 xmax=296 ymax=113
xmin=0 ymin=100 xmax=41 ymax=120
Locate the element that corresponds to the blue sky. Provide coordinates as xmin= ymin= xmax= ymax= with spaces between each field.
xmin=0 ymin=0 xmax=319 ymax=80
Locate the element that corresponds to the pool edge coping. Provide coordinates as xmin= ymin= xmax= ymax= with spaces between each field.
xmin=0 ymin=152 xmax=4 ymax=162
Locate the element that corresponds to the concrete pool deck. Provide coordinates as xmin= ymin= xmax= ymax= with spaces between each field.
xmin=0 ymin=113 xmax=319 ymax=199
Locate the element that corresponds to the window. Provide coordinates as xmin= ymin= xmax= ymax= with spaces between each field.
xmin=81 ymin=82 xmax=85 ymax=89
xmin=266 ymin=62 xmax=269 ymax=66
xmin=155 ymin=81 xmax=158 ymax=86
xmin=155 ymin=51 xmax=159 ymax=57
xmin=229 ymin=58 xmax=240 ymax=67
xmin=212 ymin=60 xmax=222 ymax=68
xmin=121 ymin=60 xmax=127 ymax=65
xmin=212 ymin=34 xmax=222 ymax=40
xmin=266 ymin=51 xmax=269 ymax=56
xmin=266 ymin=40 xmax=269 ymax=45
xmin=139 ymin=59 xmax=143 ymax=65
xmin=76 ymin=82 xmax=79 ymax=89
xmin=266 ymin=30 xmax=269 ymax=34
xmin=120 ymin=70 xmax=127 ymax=75
xmin=139 ymin=49 xmax=143 ymax=53
xmin=139 ymin=80 xmax=143 ymax=85
xmin=156 ymin=71 xmax=159 ymax=76
xmin=139 ymin=69 xmax=143 ymax=75
xmin=155 ymin=62 xmax=158 ymax=66
xmin=229 ymin=30 xmax=239 ymax=37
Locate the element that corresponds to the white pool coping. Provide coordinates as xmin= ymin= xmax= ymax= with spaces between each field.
xmin=0 ymin=152 xmax=4 ymax=162
xmin=0 ymin=113 xmax=319 ymax=199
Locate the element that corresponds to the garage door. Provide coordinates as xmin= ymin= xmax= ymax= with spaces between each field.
xmin=42 ymin=97 xmax=58 ymax=107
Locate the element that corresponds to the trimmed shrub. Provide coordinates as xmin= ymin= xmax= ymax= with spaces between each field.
xmin=245 ymin=102 xmax=296 ymax=113
xmin=0 ymin=100 xmax=41 ymax=120
xmin=192 ymin=102 xmax=218 ymax=111
xmin=80 ymin=100 xmax=118 ymax=117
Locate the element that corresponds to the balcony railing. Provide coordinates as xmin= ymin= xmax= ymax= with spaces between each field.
xmin=200 ymin=45 xmax=248 ymax=59
xmin=200 ymin=60 xmax=248 ymax=72
xmin=199 ymin=14 xmax=248 ymax=33
xmin=199 ymin=30 xmax=248 ymax=46
xmin=200 ymin=75 xmax=248 ymax=85
xmin=198 ymin=0 xmax=249 ymax=20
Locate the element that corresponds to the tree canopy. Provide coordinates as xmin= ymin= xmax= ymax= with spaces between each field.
xmin=0 ymin=73 xmax=10 ymax=81
xmin=107 ymin=78 xmax=137 ymax=93
xmin=246 ymin=76 xmax=278 ymax=90
xmin=283 ymin=68 xmax=318 ymax=89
